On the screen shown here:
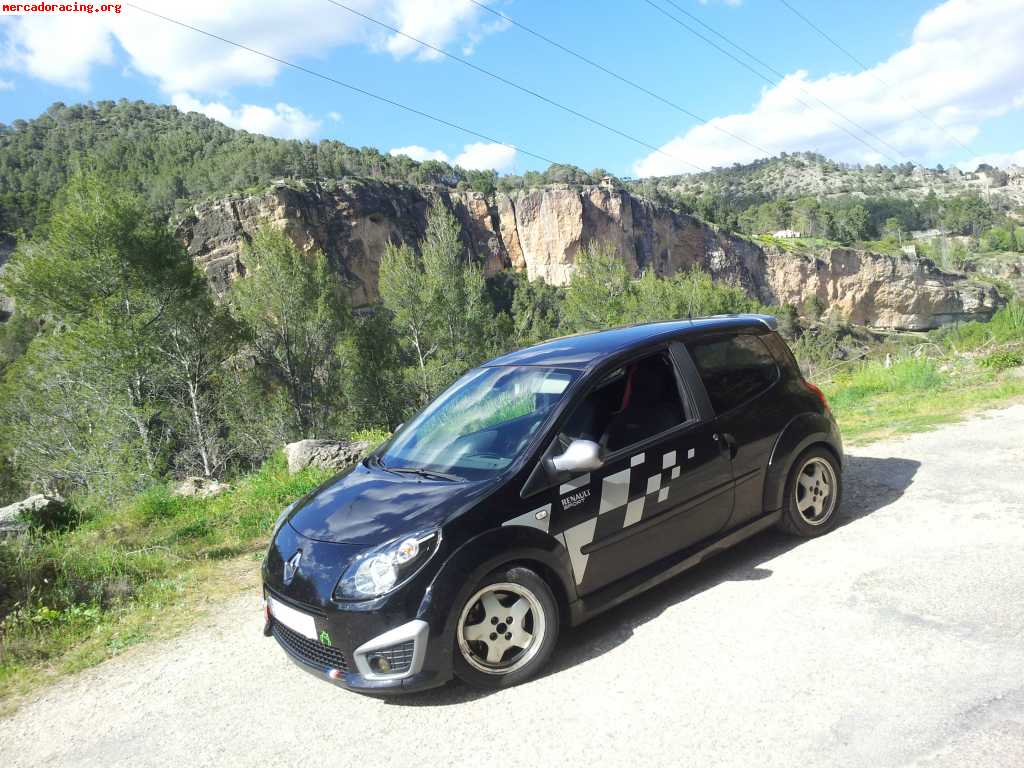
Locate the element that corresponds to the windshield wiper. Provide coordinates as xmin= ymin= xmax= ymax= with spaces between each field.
xmin=385 ymin=466 xmax=462 ymax=482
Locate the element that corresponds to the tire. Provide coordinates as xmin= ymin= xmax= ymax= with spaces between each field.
xmin=453 ymin=566 xmax=559 ymax=689
xmin=777 ymin=446 xmax=843 ymax=538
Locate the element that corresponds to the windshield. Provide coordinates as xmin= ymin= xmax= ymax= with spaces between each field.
xmin=378 ymin=366 xmax=579 ymax=481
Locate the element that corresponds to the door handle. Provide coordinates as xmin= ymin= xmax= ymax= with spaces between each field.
xmin=720 ymin=432 xmax=738 ymax=459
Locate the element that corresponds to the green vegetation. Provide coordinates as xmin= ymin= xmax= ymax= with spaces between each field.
xmin=820 ymin=301 xmax=1024 ymax=443
xmin=0 ymin=101 xmax=505 ymax=236
xmin=379 ymin=202 xmax=498 ymax=406
xmin=0 ymin=452 xmax=335 ymax=702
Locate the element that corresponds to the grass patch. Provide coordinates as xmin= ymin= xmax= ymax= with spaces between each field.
xmin=812 ymin=300 xmax=1024 ymax=444
xmin=828 ymin=357 xmax=945 ymax=412
xmin=0 ymin=451 xmax=335 ymax=706
xmin=827 ymin=367 xmax=1024 ymax=445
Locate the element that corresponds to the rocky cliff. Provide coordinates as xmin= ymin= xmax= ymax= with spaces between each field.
xmin=175 ymin=180 xmax=1001 ymax=330
xmin=0 ymin=235 xmax=15 ymax=322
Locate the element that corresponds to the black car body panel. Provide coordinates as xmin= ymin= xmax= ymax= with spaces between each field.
xmin=261 ymin=315 xmax=844 ymax=694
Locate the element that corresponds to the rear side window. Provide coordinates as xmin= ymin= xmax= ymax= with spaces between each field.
xmin=688 ymin=334 xmax=779 ymax=414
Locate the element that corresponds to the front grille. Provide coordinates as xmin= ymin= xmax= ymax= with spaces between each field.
xmin=371 ymin=640 xmax=415 ymax=674
xmin=271 ymin=619 xmax=348 ymax=672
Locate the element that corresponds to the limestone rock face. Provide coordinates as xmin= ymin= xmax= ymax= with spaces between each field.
xmin=177 ymin=180 xmax=1004 ymax=331
xmin=284 ymin=438 xmax=373 ymax=474
xmin=761 ymin=247 xmax=1001 ymax=330
xmin=0 ymin=235 xmax=14 ymax=322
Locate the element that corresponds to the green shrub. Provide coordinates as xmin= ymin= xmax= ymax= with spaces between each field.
xmin=0 ymin=451 xmax=333 ymax=673
xmin=829 ymin=357 xmax=945 ymax=411
xmin=932 ymin=301 xmax=1024 ymax=352
xmin=349 ymin=427 xmax=392 ymax=447
xmin=979 ymin=349 xmax=1024 ymax=371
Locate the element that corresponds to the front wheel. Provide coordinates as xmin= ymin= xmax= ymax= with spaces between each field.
xmin=453 ymin=566 xmax=559 ymax=689
xmin=778 ymin=447 xmax=842 ymax=538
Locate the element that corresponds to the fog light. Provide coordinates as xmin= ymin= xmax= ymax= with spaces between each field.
xmin=328 ymin=668 xmax=343 ymax=680
xmin=369 ymin=654 xmax=392 ymax=674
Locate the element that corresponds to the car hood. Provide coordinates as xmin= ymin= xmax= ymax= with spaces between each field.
xmin=286 ymin=461 xmax=487 ymax=547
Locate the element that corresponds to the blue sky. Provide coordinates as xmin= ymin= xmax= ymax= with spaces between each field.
xmin=2 ymin=0 xmax=1023 ymax=176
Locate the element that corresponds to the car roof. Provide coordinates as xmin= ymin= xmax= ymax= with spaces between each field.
xmin=483 ymin=314 xmax=778 ymax=370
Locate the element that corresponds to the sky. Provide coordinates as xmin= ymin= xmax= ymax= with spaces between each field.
xmin=1 ymin=0 xmax=1023 ymax=177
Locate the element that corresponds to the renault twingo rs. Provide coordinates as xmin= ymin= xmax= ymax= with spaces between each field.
xmin=262 ymin=315 xmax=843 ymax=693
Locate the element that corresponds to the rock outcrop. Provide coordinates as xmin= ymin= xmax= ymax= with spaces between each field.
xmin=173 ymin=477 xmax=231 ymax=498
xmin=0 ymin=234 xmax=15 ymax=322
xmin=176 ymin=181 xmax=1003 ymax=330
xmin=284 ymin=438 xmax=374 ymax=475
xmin=762 ymin=247 xmax=1002 ymax=330
xmin=0 ymin=493 xmax=67 ymax=538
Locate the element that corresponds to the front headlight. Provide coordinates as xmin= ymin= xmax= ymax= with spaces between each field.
xmin=334 ymin=529 xmax=441 ymax=601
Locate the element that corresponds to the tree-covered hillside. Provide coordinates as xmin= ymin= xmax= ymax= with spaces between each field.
xmin=631 ymin=151 xmax=1024 ymax=209
xmin=4 ymin=102 xmax=1022 ymax=254
xmin=0 ymin=100 xmax=509 ymax=236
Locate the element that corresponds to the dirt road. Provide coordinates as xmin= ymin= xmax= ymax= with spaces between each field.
xmin=3 ymin=406 xmax=1024 ymax=768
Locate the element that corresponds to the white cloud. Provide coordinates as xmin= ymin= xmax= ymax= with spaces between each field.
xmin=173 ymin=93 xmax=320 ymax=139
xmin=957 ymin=149 xmax=1024 ymax=171
xmin=0 ymin=0 xmax=503 ymax=91
xmin=0 ymin=78 xmax=13 ymax=91
xmin=454 ymin=142 xmax=517 ymax=172
xmin=389 ymin=145 xmax=451 ymax=162
xmin=388 ymin=142 xmax=517 ymax=171
xmin=634 ymin=0 xmax=1024 ymax=176
xmin=382 ymin=0 xmax=498 ymax=61
xmin=0 ymin=13 xmax=112 ymax=89
xmin=328 ymin=111 xmax=342 ymax=122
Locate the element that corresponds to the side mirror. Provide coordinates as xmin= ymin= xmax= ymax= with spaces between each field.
xmin=550 ymin=439 xmax=604 ymax=474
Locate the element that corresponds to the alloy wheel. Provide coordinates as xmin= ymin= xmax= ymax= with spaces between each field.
xmin=795 ymin=456 xmax=838 ymax=526
xmin=457 ymin=582 xmax=546 ymax=675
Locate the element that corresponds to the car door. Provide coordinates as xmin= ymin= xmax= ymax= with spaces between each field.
xmin=685 ymin=332 xmax=788 ymax=529
xmin=540 ymin=346 xmax=734 ymax=596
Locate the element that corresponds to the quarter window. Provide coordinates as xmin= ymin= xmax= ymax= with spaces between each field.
xmin=688 ymin=334 xmax=779 ymax=414
xmin=558 ymin=351 xmax=689 ymax=454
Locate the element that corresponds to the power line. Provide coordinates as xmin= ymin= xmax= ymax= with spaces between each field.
xmin=466 ymin=0 xmax=773 ymax=160
xmin=323 ymin=0 xmax=706 ymax=172
xmin=776 ymin=0 xmax=972 ymax=153
xmin=644 ymin=0 xmax=911 ymax=166
xmin=122 ymin=2 xmax=561 ymax=168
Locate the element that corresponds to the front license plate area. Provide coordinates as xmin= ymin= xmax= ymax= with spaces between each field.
xmin=268 ymin=596 xmax=317 ymax=639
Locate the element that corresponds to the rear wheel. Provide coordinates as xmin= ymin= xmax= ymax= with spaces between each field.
xmin=453 ymin=566 xmax=558 ymax=689
xmin=778 ymin=447 xmax=842 ymax=538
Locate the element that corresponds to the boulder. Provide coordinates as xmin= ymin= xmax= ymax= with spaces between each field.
xmin=173 ymin=476 xmax=231 ymax=498
xmin=284 ymin=439 xmax=373 ymax=474
xmin=0 ymin=493 xmax=66 ymax=539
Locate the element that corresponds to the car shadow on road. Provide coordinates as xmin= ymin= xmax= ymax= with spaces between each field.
xmin=390 ymin=454 xmax=920 ymax=707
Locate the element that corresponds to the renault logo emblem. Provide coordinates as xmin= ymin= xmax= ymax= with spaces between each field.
xmin=283 ymin=550 xmax=302 ymax=585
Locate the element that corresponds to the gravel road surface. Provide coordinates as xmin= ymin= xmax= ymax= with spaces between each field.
xmin=3 ymin=406 xmax=1024 ymax=768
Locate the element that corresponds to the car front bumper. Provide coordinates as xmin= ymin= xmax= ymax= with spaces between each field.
xmin=263 ymin=589 xmax=450 ymax=695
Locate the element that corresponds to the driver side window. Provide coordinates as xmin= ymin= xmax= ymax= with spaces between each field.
xmin=559 ymin=350 xmax=690 ymax=455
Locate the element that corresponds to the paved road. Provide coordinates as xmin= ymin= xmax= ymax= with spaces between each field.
xmin=3 ymin=406 xmax=1024 ymax=768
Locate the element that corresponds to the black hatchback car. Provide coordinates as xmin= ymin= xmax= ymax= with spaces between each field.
xmin=262 ymin=315 xmax=843 ymax=694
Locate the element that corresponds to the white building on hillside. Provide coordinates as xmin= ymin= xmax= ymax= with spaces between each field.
xmin=772 ymin=229 xmax=801 ymax=238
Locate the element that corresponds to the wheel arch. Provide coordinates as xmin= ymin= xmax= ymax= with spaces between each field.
xmin=763 ymin=412 xmax=844 ymax=514
xmin=417 ymin=525 xmax=576 ymax=660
